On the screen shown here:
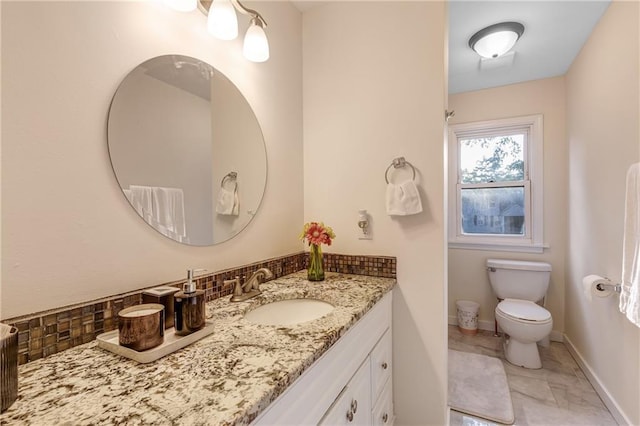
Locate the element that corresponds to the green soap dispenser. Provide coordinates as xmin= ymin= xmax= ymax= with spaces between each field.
xmin=174 ymin=269 xmax=206 ymax=336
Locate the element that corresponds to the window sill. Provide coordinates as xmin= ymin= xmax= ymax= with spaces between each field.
xmin=448 ymin=241 xmax=547 ymax=253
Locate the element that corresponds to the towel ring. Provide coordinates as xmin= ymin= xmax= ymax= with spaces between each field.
xmin=221 ymin=171 xmax=238 ymax=188
xmin=385 ymin=157 xmax=416 ymax=184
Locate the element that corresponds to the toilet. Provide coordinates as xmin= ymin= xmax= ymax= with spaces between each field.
xmin=487 ymin=259 xmax=553 ymax=369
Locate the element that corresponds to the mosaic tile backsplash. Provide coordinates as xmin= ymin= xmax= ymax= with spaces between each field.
xmin=3 ymin=252 xmax=396 ymax=365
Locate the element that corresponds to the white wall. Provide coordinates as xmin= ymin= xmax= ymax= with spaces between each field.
xmin=448 ymin=77 xmax=567 ymax=338
xmin=0 ymin=1 xmax=303 ymax=319
xmin=565 ymin=1 xmax=640 ymax=424
xmin=303 ymin=3 xmax=447 ymax=424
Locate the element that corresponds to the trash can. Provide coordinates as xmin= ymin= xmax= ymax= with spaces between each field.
xmin=1 ymin=323 xmax=18 ymax=412
xmin=456 ymin=300 xmax=480 ymax=335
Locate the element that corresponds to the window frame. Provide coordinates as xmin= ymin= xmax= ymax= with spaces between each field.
xmin=448 ymin=114 xmax=544 ymax=253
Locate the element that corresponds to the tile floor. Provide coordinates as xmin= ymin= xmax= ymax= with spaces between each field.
xmin=448 ymin=325 xmax=618 ymax=426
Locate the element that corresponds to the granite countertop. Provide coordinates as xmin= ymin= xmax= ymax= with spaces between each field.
xmin=0 ymin=271 xmax=395 ymax=425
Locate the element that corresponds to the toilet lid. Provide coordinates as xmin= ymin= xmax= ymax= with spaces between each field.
xmin=497 ymin=299 xmax=551 ymax=322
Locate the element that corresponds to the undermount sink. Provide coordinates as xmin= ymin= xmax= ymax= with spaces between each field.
xmin=244 ymin=299 xmax=335 ymax=326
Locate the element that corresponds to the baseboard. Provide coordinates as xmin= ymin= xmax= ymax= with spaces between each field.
xmin=548 ymin=330 xmax=563 ymax=342
xmin=563 ymin=334 xmax=631 ymax=426
xmin=448 ymin=315 xmax=563 ymax=342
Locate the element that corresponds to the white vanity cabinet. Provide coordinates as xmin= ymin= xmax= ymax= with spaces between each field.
xmin=371 ymin=329 xmax=394 ymax=425
xmin=252 ymin=292 xmax=393 ymax=425
xmin=319 ymin=328 xmax=394 ymax=426
xmin=372 ymin=378 xmax=394 ymax=426
xmin=319 ymin=358 xmax=372 ymax=425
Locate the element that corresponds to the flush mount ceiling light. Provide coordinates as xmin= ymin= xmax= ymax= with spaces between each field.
xmin=165 ymin=0 xmax=269 ymax=63
xmin=469 ymin=22 xmax=524 ymax=59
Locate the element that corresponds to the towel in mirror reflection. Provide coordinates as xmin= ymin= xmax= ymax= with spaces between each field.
xmin=216 ymin=181 xmax=239 ymax=216
xmin=124 ymin=185 xmax=188 ymax=243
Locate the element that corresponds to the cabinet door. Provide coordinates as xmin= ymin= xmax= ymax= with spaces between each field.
xmin=372 ymin=379 xmax=394 ymax=426
xmin=319 ymin=358 xmax=372 ymax=426
xmin=371 ymin=328 xmax=392 ymax=403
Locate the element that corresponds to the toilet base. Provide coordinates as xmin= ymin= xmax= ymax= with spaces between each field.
xmin=503 ymin=336 xmax=542 ymax=369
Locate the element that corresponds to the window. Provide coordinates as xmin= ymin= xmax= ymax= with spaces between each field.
xmin=448 ymin=115 xmax=544 ymax=252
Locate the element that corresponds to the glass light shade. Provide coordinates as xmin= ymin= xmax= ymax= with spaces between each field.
xmin=164 ymin=0 xmax=198 ymax=12
xmin=207 ymin=0 xmax=238 ymax=40
xmin=473 ymin=30 xmax=519 ymax=59
xmin=243 ymin=22 xmax=269 ymax=62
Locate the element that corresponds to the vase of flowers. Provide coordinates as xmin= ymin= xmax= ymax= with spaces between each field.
xmin=300 ymin=221 xmax=335 ymax=281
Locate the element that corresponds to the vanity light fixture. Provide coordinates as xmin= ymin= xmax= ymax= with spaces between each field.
xmin=206 ymin=0 xmax=239 ymax=40
xmin=468 ymin=22 xmax=524 ymax=59
xmin=165 ymin=0 xmax=269 ymax=62
xmin=242 ymin=17 xmax=269 ymax=62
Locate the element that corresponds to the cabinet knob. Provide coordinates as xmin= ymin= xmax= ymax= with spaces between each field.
xmin=351 ymin=399 xmax=358 ymax=414
xmin=381 ymin=362 xmax=388 ymax=370
xmin=382 ymin=413 xmax=389 ymax=423
xmin=346 ymin=410 xmax=354 ymax=422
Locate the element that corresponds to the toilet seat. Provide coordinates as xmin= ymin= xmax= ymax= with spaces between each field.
xmin=497 ymin=299 xmax=551 ymax=324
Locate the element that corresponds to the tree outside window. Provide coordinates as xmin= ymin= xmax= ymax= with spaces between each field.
xmin=459 ymin=134 xmax=525 ymax=236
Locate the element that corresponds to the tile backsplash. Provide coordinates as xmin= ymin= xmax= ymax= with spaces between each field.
xmin=3 ymin=252 xmax=396 ymax=365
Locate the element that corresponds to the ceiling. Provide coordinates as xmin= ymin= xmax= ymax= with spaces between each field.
xmin=291 ymin=1 xmax=611 ymax=95
xmin=449 ymin=1 xmax=610 ymax=94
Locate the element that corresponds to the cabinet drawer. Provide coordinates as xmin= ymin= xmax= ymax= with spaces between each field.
xmin=319 ymin=358 xmax=372 ymax=426
xmin=372 ymin=379 xmax=394 ymax=426
xmin=371 ymin=328 xmax=392 ymax=403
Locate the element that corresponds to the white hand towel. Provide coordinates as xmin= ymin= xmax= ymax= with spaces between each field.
xmin=129 ymin=185 xmax=154 ymax=222
xmin=216 ymin=186 xmax=238 ymax=216
xmin=620 ymin=162 xmax=640 ymax=327
xmin=152 ymin=187 xmax=187 ymax=238
xmin=386 ymin=180 xmax=423 ymax=216
xmin=152 ymin=187 xmax=174 ymax=231
xmin=149 ymin=219 xmax=178 ymax=240
xmin=232 ymin=187 xmax=239 ymax=216
xmin=122 ymin=188 xmax=133 ymax=204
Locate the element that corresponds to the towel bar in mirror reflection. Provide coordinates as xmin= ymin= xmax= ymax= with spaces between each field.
xmin=107 ymin=55 xmax=267 ymax=246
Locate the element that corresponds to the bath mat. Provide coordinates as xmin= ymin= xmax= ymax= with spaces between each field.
xmin=448 ymin=349 xmax=514 ymax=425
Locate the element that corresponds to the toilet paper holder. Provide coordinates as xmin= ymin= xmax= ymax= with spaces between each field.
xmin=595 ymin=279 xmax=622 ymax=294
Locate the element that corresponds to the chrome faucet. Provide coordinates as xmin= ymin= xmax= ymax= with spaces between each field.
xmin=228 ymin=268 xmax=274 ymax=302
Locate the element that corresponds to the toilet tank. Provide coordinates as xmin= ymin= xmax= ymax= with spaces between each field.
xmin=486 ymin=259 xmax=552 ymax=302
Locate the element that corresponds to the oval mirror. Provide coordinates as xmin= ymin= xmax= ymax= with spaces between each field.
xmin=107 ymin=55 xmax=267 ymax=246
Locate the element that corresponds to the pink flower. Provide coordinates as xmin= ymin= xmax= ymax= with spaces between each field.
xmin=300 ymin=221 xmax=336 ymax=246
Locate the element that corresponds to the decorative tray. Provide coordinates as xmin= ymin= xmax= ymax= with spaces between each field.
xmin=96 ymin=321 xmax=215 ymax=363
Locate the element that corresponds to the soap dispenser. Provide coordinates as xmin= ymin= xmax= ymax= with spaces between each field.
xmin=174 ymin=269 xmax=206 ymax=336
